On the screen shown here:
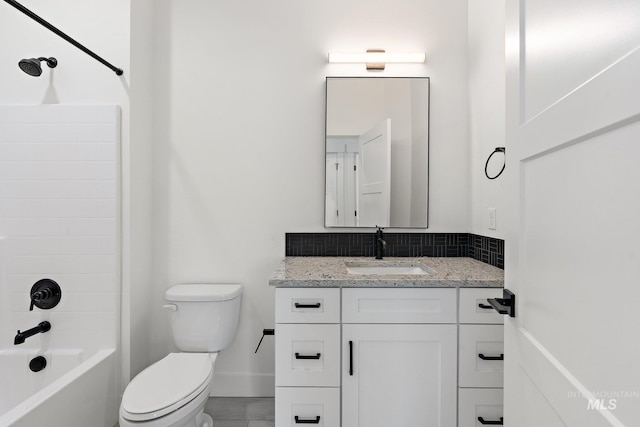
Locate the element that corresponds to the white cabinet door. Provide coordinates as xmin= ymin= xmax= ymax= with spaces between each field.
xmin=358 ymin=118 xmax=391 ymax=227
xmin=342 ymin=324 xmax=457 ymax=427
xmin=505 ymin=0 xmax=640 ymax=425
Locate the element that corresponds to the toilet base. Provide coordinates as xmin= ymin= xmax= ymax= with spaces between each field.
xmin=199 ymin=413 xmax=213 ymax=427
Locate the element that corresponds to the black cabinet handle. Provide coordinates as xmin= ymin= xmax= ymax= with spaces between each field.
xmin=487 ymin=298 xmax=509 ymax=314
xmin=349 ymin=340 xmax=354 ymax=376
xmin=295 ymin=353 xmax=321 ymax=360
xmin=486 ymin=289 xmax=516 ymax=317
xmin=295 ymin=416 xmax=321 ymax=424
xmin=478 ymin=353 xmax=504 ymax=361
xmin=478 ymin=303 xmax=493 ymax=309
xmin=478 ymin=416 xmax=503 ymax=425
xmin=294 ymin=302 xmax=321 ymax=309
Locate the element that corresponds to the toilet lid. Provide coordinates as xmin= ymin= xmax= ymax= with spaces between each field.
xmin=121 ymin=353 xmax=214 ymax=421
xmin=165 ymin=283 xmax=242 ymax=302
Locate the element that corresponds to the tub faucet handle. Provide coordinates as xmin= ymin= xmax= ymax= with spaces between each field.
xmin=30 ymin=288 xmax=52 ymax=311
xmin=29 ymin=279 xmax=62 ymax=311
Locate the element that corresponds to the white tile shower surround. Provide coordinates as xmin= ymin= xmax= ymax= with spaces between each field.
xmin=0 ymin=105 xmax=119 ymax=355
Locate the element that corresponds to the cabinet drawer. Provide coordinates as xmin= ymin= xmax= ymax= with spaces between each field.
xmin=276 ymin=387 xmax=340 ymax=427
xmin=342 ymin=288 xmax=457 ymax=324
xmin=459 ymin=288 xmax=505 ymax=324
xmin=459 ymin=325 xmax=504 ymax=388
xmin=458 ymin=388 xmax=504 ymax=427
xmin=275 ymin=324 xmax=340 ymax=387
xmin=276 ymin=288 xmax=340 ymax=324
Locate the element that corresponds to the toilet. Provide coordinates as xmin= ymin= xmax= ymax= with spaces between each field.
xmin=119 ymin=284 xmax=242 ymax=427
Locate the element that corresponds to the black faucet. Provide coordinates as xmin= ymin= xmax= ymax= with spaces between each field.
xmin=14 ymin=321 xmax=51 ymax=345
xmin=375 ymin=226 xmax=386 ymax=260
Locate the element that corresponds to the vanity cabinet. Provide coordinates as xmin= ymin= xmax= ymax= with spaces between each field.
xmin=341 ymin=288 xmax=457 ymax=427
xmin=275 ymin=287 xmax=503 ymax=427
xmin=457 ymin=288 xmax=505 ymax=427
xmin=275 ymin=288 xmax=341 ymax=426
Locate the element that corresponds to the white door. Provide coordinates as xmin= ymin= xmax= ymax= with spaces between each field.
xmin=344 ymin=152 xmax=358 ymax=227
xmin=504 ymin=1 xmax=640 ymax=426
xmin=342 ymin=324 xmax=457 ymax=427
xmin=357 ymin=119 xmax=391 ymax=227
xmin=325 ymin=153 xmax=341 ymax=226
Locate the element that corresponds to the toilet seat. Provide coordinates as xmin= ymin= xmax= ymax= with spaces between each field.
xmin=121 ymin=353 xmax=214 ymax=422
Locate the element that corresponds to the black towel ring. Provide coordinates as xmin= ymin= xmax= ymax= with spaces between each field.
xmin=485 ymin=147 xmax=506 ymax=180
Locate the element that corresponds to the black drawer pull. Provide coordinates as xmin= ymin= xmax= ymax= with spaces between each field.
xmin=478 ymin=416 xmax=503 ymax=425
xmin=478 ymin=303 xmax=493 ymax=309
xmin=478 ymin=353 xmax=504 ymax=361
xmin=294 ymin=302 xmax=321 ymax=309
xmin=349 ymin=340 xmax=354 ymax=376
xmin=295 ymin=415 xmax=321 ymax=424
xmin=295 ymin=352 xmax=321 ymax=360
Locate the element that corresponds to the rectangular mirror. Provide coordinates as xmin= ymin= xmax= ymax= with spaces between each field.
xmin=325 ymin=77 xmax=430 ymax=228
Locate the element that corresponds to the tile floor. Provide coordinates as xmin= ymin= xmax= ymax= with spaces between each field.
xmin=206 ymin=397 xmax=275 ymax=427
xmin=116 ymin=397 xmax=275 ymax=427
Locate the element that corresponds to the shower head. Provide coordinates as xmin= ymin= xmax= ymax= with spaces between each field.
xmin=18 ymin=57 xmax=57 ymax=77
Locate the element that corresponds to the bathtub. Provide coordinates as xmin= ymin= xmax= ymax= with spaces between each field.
xmin=0 ymin=348 xmax=117 ymax=427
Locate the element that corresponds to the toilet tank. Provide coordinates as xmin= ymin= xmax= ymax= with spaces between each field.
xmin=165 ymin=284 xmax=242 ymax=352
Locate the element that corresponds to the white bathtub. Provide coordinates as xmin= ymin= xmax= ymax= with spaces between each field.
xmin=0 ymin=348 xmax=117 ymax=427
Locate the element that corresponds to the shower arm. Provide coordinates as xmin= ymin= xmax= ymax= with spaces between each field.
xmin=4 ymin=0 xmax=123 ymax=76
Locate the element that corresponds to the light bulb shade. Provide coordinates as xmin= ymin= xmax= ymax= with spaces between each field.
xmin=328 ymin=52 xmax=426 ymax=64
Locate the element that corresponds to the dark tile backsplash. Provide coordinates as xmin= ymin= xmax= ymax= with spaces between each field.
xmin=468 ymin=234 xmax=505 ymax=269
xmin=286 ymin=232 xmax=504 ymax=269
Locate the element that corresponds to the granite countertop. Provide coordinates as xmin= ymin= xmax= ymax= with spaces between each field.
xmin=269 ymin=257 xmax=504 ymax=288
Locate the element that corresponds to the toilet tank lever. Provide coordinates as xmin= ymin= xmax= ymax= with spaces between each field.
xmin=254 ymin=328 xmax=275 ymax=353
xmin=162 ymin=304 xmax=178 ymax=311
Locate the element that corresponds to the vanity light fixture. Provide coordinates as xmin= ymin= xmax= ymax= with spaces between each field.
xmin=328 ymin=49 xmax=426 ymax=70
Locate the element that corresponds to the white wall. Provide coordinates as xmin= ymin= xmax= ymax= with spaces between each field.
xmin=150 ymin=0 xmax=470 ymax=396
xmin=468 ymin=0 xmax=506 ymax=238
xmin=127 ymin=0 xmax=155 ymax=383
xmin=0 ymin=0 xmax=130 ymax=105
xmin=410 ymin=80 xmax=430 ymax=227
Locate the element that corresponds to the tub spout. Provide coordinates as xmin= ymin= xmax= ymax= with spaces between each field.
xmin=14 ymin=321 xmax=51 ymax=345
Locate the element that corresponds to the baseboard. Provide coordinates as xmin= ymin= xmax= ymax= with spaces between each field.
xmin=210 ymin=372 xmax=275 ymax=397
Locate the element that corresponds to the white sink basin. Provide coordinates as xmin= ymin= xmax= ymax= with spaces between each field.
xmin=345 ymin=262 xmax=433 ymax=275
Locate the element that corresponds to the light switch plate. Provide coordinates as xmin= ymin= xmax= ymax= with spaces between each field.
xmin=488 ymin=207 xmax=497 ymax=230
